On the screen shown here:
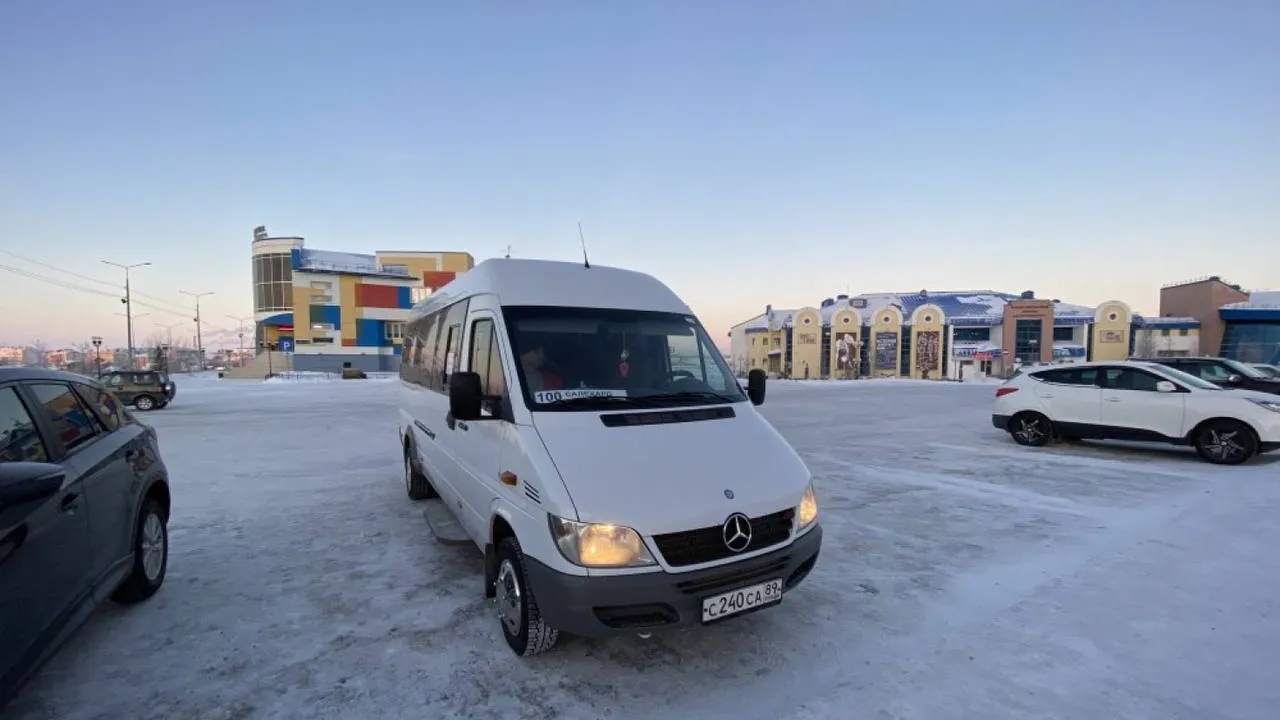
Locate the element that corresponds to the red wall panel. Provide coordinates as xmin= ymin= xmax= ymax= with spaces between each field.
xmin=422 ymin=270 xmax=456 ymax=290
xmin=356 ymin=283 xmax=400 ymax=309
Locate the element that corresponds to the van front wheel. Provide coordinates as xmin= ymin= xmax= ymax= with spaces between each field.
xmin=495 ymin=537 xmax=559 ymax=657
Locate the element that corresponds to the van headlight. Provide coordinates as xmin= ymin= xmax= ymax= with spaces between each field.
xmin=797 ymin=483 xmax=819 ymax=531
xmin=549 ymin=515 xmax=656 ymax=568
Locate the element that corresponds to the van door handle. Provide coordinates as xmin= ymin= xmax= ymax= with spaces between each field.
xmin=457 ymin=421 xmax=469 ymax=432
xmin=60 ymin=493 xmax=81 ymax=512
xmin=1104 ymin=397 xmax=1122 ymax=402
xmin=414 ymin=421 xmax=435 ymax=440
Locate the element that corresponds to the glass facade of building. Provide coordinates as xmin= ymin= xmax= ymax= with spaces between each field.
xmin=1220 ymin=321 xmax=1280 ymax=364
xmin=1014 ymin=318 xmax=1042 ymax=364
xmin=253 ymin=253 xmax=293 ymax=313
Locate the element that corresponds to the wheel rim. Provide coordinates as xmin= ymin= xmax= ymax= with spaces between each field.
xmin=138 ymin=397 xmax=153 ymax=410
xmin=141 ymin=511 xmax=166 ymax=581
xmin=1204 ymin=428 xmax=1246 ymax=461
xmin=496 ymin=559 xmax=522 ymax=636
xmin=1015 ymin=416 xmax=1044 ymax=443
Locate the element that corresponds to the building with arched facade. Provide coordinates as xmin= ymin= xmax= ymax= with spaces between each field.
xmin=728 ymin=289 xmax=1138 ymax=381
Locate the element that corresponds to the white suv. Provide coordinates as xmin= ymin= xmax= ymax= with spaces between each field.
xmin=992 ymin=360 xmax=1280 ymax=465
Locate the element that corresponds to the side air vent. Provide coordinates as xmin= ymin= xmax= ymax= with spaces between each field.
xmin=524 ymin=483 xmax=542 ymax=504
xmin=600 ymin=406 xmax=736 ymax=428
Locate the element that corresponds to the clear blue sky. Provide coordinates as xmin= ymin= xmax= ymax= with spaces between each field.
xmin=2 ymin=0 xmax=1277 ymax=350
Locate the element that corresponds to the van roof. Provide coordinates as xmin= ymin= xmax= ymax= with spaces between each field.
xmin=416 ymin=258 xmax=693 ymax=315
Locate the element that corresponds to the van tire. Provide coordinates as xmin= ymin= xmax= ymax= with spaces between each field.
xmin=404 ymin=443 xmax=437 ymax=500
xmin=495 ymin=537 xmax=559 ymax=657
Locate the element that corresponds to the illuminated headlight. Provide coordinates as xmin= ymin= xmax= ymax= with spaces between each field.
xmin=797 ymin=483 xmax=819 ymax=530
xmin=549 ymin=515 xmax=656 ymax=568
xmin=1249 ymin=398 xmax=1280 ymax=414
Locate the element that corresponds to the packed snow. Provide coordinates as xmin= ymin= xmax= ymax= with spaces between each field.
xmin=9 ymin=374 xmax=1280 ymax=720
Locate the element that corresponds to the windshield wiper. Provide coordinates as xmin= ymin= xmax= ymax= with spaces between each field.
xmin=636 ymin=390 xmax=739 ymax=404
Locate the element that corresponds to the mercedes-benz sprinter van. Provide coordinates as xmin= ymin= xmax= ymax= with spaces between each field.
xmin=397 ymin=258 xmax=821 ymax=656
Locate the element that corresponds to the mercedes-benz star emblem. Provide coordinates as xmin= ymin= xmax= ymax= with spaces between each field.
xmin=722 ymin=512 xmax=753 ymax=553
xmin=723 ymin=489 xmax=734 ymax=500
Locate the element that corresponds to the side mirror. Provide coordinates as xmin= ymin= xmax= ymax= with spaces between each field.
xmin=0 ymin=462 xmax=66 ymax=509
xmin=1226 ymin=374 xmax=1243 ymax=384
xmin=1155 ymin=380 xmax=1177 ymax=393
xmin=449 ymin=371 xmax=484 ymax=421
xmin=747 ymin=369 xmax=767 ymax=406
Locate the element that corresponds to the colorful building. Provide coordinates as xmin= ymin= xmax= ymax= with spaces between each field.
xmin=251 ymin=226 xmax=473 ymax=372
xmin=729 ymin=289 xmax=1136 ymax=381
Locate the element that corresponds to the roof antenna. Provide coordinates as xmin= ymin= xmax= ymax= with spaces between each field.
xmin=504 ymin=244 xmax=511 ymax=259
xmin=577 ymin=221 xmax=590 ymax=268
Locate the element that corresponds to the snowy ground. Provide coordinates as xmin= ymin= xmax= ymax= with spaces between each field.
xmin=10 ymin=376 xmax=1280 ymax=720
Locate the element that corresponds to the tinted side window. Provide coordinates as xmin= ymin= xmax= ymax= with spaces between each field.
xmin=468 ymin=318 xmax=508 ymax=416
xmin=0 ymin=387 xmax=48 ymax=463
xmin=74 ymin=383 xmax=126 ymax=431
xmin=136 ymin=373 xmax=159 ymax=385
xmin=30 ymin=383 xmax=103 ymax=453
xmin=105 ymin=374 xmax=126 ymax=387
xmin=1033 ymin=367 xmax=1097 ymax=386
xmin=434 ymin=300 xmax=471 ymax=391
xmin=421 ymin=311 xmax=445 ymax=389
xmin=1101 ymin=368 xmax=1161 ymax=392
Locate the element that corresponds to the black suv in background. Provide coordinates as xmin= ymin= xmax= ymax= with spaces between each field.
xmin=0 ymin=367 xmax=172 ymax=708
xmin=1141 ymin=356 xmax=1280 ymax=395
xmin=101 ymin=370 xmax=175 ymax=411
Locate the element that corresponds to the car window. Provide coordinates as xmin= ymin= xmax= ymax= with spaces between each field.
xmin=0 ymin=386 xmax=49 ymax=463
xmin=135 ymin=372 xmax=159 ymax=385
xmin=29 ymin=383 xmax=104 ymax=453
xmin=74 ymin=383 xmax=126 ymax=431
xmin=1190 ymin=362 xmax=1231 ymax=381
xmin=468 ymin=318 xmax=508 ymax=417
xmin=1031 ymin=367 xmax=1098 ymax=386
xmin=105 ymin=373 xmax=126 ymax=387
xmin=1220 ymin=358 xmax=1267 ymax=379
xmin=1100 ymin=368 xmax=1162 ymax=392
xmin=1144 ymin=364 xmax=1221 ymax=390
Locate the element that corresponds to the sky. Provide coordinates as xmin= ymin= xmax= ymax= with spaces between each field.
xmin=1 ymin=0 xmax=1277 ymax=350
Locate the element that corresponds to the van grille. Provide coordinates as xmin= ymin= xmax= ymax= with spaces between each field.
xmin=653 ymin=509 xmax=794 ymax=568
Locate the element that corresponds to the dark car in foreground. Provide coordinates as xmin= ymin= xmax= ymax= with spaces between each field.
xmin=1139 ymin=356 xmax=1280 ymax=396
xmin=101 ymin=370 xmax=175 ymax=410
xmin=0 ymin=368 xmax=172 ymax=709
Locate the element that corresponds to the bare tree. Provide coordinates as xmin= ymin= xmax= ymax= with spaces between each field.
xmin=29 ymin=338 xmax=48 ymax=367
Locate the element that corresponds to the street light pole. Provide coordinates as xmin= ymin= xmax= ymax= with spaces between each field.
xmin=227 ymin=314 xmax=253 ymax=367
xmin=102 ymin=260 xmax=151 ymax=370
xmin=181 ymin=290 xmax=215 ymax=369
xmin=91 ymin=336 xmax=103 ymax=378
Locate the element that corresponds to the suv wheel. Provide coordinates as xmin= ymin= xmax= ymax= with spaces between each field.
xmin=134 ymin=394 xmax=157 ymax=411
xmin=1010 ymin=412 xmax=1052 ymax=447
xmin=112 ymin=497 xmax=169 ymax=604
xmin=1194 ymin=420 xmax=1257 ymax=465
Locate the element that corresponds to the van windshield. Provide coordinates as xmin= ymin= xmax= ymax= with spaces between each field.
xmin=502 ymin=305 xmax=746 ymax=411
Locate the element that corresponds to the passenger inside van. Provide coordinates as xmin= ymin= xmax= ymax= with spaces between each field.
xmin=519 ymin=343 xmax=565 ymax=392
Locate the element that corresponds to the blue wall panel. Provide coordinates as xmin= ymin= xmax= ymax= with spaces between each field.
xmin=397 ymin=286 xmax=414 ymax=309
xmin=356 ymin=318 xmax=386 ymax=347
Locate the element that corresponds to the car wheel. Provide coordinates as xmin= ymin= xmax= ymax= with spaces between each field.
xmin=1010 ymin=412 xmax=1052 ymax=447
xmin=495 ymin=537 xmax=559 ymax=657
xmin=112 ymin=497 xmax=169 ymax=604
xmin=1194 ymin=420 xmax=1257 ymax=465
xmin=404 ymin=442 xmax=438 ymax=500
xmin=135 ymin=394 xmax=156 ymax=411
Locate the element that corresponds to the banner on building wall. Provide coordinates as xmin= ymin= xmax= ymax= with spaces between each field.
xmin=874 ymin=332 xmax=899 ymax=371
xmin=797 ymin=332 xmax=817 ymax=345
xmin=916 ymin=331 xmax=941 ymax=373
xmin=835 ymin=332 xmax=859 ymax=372
xmin=1100 ymin=330 xmax=1125 ymax=343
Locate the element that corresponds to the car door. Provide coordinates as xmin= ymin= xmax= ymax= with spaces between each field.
xmin=104 ymin=373 xmax=133 ymax=404
xmin=447 ymin=311 xmax=509 ymax=543
xmin=0 ymin=384 xmax=93 ymax=691
xmin=25 ymin=383 xmax=136 ymax=583
xmin=1098 ymin=367 xmax=1186 ymax=440
xmin=1030 ymin=367 xmax=1101 ymax=426
xmin=68 ymin=382 xmax=147 ymax=585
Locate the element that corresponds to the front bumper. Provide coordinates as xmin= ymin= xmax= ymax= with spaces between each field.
xmin=521 ymin=524 xmax=822 ymax=638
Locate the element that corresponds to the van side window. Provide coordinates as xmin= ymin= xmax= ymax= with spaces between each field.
xmin=468 ymin=318 xmax=507 ymax=416
xmin=435 ymin=300 xmax=471 ymax=390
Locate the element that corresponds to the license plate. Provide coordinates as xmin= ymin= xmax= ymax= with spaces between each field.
xmin=701 ymin=578 xmax=783 ymax=624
